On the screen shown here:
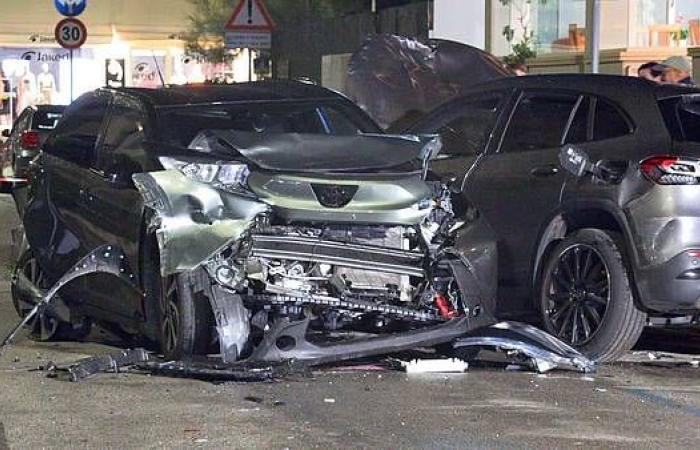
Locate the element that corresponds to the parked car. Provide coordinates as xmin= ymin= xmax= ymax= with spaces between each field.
xmin=1 ymin=105 xmax=64 ymax=177
xmin=13 ymin=82 xmax=498 ymax=363
xmin=406 ymin=74 xmax=700 ymax=361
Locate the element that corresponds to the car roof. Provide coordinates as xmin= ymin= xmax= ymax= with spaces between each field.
xmin=107 ymin=80 xmax=347 ymax=107
xmin=465 ymin=74 xmax=700 ymax=103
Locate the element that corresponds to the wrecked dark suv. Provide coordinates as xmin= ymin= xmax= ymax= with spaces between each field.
xmin=11 ymin=81 xmax=504 ymax=365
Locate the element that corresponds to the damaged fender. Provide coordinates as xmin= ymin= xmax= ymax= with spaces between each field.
xmin=132 ymin=170 xmax=270 ymax=276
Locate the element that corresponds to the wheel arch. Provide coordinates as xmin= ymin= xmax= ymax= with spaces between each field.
xmin=532 ymin=201 xmax=643 ymax=310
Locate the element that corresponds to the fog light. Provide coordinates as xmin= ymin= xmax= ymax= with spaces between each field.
xmin=215 ymin=265 xmax=236 ymax=285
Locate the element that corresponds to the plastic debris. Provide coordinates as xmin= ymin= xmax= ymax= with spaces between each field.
xmin=401 ymin=358 xmax=468 ymax=374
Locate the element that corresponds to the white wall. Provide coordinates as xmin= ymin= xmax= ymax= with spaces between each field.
xmin=430 ymin=0 xmax=486 ymax=49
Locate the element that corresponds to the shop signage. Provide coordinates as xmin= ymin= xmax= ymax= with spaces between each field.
xmin=105 ymin=58 xmax=125 ymax=88
xmin=224 ymin=0 xmax=275 ymax=49
xmin=54 ymin=0 xmax=87 ymax=17
xmin=54 ymin=18 xmax=88 ymax=50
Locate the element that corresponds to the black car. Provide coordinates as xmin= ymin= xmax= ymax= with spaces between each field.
xmin=408 ymin=74 xmax=700 ymax=361
xmin=11 ymin=81 xmax=501 ymax=364
xmin=1 ymin=105 xmax=64 ymax=177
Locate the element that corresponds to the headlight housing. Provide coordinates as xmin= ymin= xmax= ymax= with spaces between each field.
xmin=159 ymin=156 xmax=252 ymax=195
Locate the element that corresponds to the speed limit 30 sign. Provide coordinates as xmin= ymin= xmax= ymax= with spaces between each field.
xmin=55 ymin=18 xmax=87 ymax=49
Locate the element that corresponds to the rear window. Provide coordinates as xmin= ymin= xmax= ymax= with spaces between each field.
xmin=158 ymin=100 xmax=380 ymax=147
xmin=32 ymin=110 xmax=63 ymax=131
xmin=659 ymin=96 xmax=700 ymax=142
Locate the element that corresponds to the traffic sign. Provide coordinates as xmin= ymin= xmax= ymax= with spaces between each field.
xmin=54 ymin=0 xmax=87 ymax=17
xmin=225 ymin=0 xmax=275 ymax=31
xmin=55 ymin=18 xmax=87 ymax=49
xmin=225 ymin=31 xmax=271 ymax=49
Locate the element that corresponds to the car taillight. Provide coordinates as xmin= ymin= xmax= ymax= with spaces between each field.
xmin=640 ymin=155 xmax=700 ymax=185
xmin=20 ymin=131 xmax=40 ymax=150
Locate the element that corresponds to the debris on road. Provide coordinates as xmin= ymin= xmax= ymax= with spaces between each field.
xmin=401 ymin=358 xmax=468 ymax=374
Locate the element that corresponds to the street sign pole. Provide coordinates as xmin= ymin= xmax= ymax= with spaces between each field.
xmin=70 ymin=49 xmax=74 ymax=101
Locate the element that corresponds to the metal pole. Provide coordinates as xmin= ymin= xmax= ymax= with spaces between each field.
xmin=70 ymin=48 xmax=74 ymax=101
xmin=590 ymin=0 xmax=601 ymax=73
xmin=248 ymin=48 xmax=253 ymax=82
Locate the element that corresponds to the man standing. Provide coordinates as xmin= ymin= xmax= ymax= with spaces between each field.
xmin=653 ymin=56 xmax=697 ymax=87
xmin=637 ymin=62 xmax=662 ymax=82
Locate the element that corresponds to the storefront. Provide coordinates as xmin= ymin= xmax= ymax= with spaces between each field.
xmin=487 ymin=0 xmax=700 ymax=76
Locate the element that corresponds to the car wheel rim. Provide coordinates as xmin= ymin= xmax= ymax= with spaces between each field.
xmin=160 ymin=276 xmax=180 ymax=355
xmin=543 ymin=244 xmax=610 ymax=346
xmin=14 ymin=255 xmax=59 ymax=341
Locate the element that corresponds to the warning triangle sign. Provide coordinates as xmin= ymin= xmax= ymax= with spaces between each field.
xmin=225 ymin=0 xmax=275 ymax=32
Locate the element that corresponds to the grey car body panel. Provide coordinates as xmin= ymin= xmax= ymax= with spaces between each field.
xmin=248 ymin=171 xmax=432 ymax=224
xmin=132 ymin=170 xmax=271 ymax=276
xmin=191 ymin=130 xmax=430 ymax=172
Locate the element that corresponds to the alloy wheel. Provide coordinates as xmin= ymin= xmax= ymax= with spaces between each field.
xmin=12 ymin=254 xmax=60 ymax=341
xmin=160 ymin=276 xmax=181 ymax=355
xmin=542 ymin=244 xmax=611 ymax=346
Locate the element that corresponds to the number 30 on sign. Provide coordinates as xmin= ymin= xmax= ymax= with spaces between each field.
xmin=54 ymin=18 xmax=88 ymax=49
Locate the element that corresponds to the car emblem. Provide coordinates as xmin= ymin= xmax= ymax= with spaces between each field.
xmin=311 ymin=184 xmax=358 ymax=208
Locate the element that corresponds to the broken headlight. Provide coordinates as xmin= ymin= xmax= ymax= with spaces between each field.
xmin=159 ymin=157 xmax=252 ymax=195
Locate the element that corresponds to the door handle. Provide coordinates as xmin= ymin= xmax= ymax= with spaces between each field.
xmin=530 ymin=165 xmax=559 ymax=177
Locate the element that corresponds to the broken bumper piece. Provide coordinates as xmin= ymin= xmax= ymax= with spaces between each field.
xmin=452 ymin=321 xmax=597 ymax=373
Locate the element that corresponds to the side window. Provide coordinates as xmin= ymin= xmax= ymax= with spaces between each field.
xmin=593 ymin=98 xmax=632 ymax=140
xmin=46 ymin=93 xmax=109 ymax=166
xmin=500 ymin=93 xmax=579 ymax=153
xmin=564 ymin=97 xmax=591 ymax=144
xmin=435 ymin=95 xmax=503 ymax=157
xmin=100 ymin=97 xmax=148 ymax=175
xmin=11 ymin=111 xmax=30 ymax=138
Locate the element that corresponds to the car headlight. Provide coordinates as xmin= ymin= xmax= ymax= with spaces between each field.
xmin=159 ymin=156 xmax=252 ymax=195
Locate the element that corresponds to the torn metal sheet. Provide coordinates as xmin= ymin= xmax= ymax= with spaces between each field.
xmin=50 ymin=348 xmax=151 ymax=382
xmin=249 ymin=316 xmax=472 ymax=365
xmin=132 ymin=170 xmax=269 ymax=276
xmin=208 ymin=286 xmax=251 ymax=363
xmin=451 ymin=321 xmax=597 ymax=373
xmin=346 ymin=34 xmax=513 ymax=129
xmin=1 ymin=245 xmax=135 ymax=350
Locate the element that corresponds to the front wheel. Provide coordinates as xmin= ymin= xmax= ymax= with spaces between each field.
xmin=152 ymin=270 xmax=213 ymax=361
xmin=539 ymin=228 xmax=646 ymax=362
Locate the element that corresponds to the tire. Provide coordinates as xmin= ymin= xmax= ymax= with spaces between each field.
xmin=11 ymin=249 xmax=92 ymax=341
xmin=149 ymin=261 xmax=212 ymax=361
xmin=539 ymin=228 xmax=646 ymax=362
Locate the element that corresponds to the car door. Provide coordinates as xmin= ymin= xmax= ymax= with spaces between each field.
xmin=79 ymin=94 xmax=151 ymax=321
xmin=463 ymin=90 xmax=583 ymax=316
xmin=23 ymin=92 xmax=111 ymax=282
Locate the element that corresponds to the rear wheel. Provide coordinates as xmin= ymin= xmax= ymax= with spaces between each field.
xmin=11 ymin=250 xmax=91 ymax=341
xmin=539 ymin=228 xmax=646 ymax=362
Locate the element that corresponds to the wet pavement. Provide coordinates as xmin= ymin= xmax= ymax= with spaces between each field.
xmin=1 ymin=194 xmax=700 ymax=449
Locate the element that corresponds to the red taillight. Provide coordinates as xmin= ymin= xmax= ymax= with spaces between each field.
xmin=640 ymin=155 xmax=700 ymax=185
xmin=20 ymin=131 xmax=40 ymax=150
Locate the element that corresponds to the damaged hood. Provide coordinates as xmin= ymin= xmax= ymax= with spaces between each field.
xmin=187 ymin=130 xmax=438 ymax=173
xmin=346 ymin=34 xmax=513 ymax=129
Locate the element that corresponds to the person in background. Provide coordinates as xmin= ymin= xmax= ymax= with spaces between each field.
xmin=653 ymin=56 xmax=697 ymax=87
xmin=637 ymin=61 xmax=663 ymax=83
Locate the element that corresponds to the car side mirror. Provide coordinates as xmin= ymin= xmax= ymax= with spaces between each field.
xmin=559 ymin=145 xmax=592 ymax=177
xmin=1 ymin=129 xmax=10 ymax=138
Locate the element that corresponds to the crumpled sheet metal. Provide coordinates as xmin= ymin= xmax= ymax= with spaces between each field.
xmin=133 ymin=170 xmax=269 ymax=276
xmin=2 ymin=245 xmax=135 ymax=349
xmin=346 ymin=34 xmax=513 ymax=129
xmin=453 ymin=321 xmax=597 ymax=373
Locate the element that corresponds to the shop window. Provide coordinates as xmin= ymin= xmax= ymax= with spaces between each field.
xmin=500 ymin=93 xmax=579 ymax=153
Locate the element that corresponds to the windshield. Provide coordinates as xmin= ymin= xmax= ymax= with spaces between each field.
xmin=659 ymin=95 xmax=700 ymax=142
xmin=157 ymin=100 xmax=380 ymax=147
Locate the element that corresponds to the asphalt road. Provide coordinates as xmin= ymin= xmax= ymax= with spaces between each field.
xmin=1 ymin=194 xmax=700 ymax=449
